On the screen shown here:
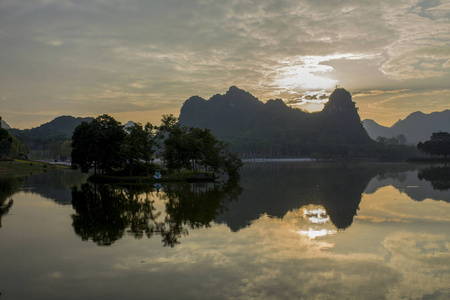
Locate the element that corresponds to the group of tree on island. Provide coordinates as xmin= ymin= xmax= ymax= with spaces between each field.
xmin=417 ymin=131 xmax=450 ymax=158
xmin=71 ymin=114 xmax=243 ymax=179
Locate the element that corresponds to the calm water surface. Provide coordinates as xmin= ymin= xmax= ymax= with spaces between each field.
xmin=1 ymin=163 xmax=449 ymax=299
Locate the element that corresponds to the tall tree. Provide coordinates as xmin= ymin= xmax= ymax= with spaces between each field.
xmin=71 ymin=114 xmax=126 ymax=174
xmin=162 ymin=126 xmax=191 ymax=173
xmin=0 ymin=116 xmax=28 ymax=159
xmin=122 ymin=122 xmax=156 ymax=175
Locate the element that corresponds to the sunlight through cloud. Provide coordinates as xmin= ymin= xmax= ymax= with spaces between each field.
xmin=274 ymin=54 xmax=373 ymax=93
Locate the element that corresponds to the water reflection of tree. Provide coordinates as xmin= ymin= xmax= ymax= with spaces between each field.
xmin=418 ymin=166 xmax=450 ymax=190
xmin=160 ymin=180 xmax=243 ymax=246
xmin=0 ymin=176 xmax=27 ymax=227
xmin=71 ymin=180 xmax=242 ymax=247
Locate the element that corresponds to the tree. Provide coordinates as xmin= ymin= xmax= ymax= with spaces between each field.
xmin=417 ymin=131 xmax=450 ymax=158
xmin=71 ymin=114 xmax=126 ymax=174
xmin=60 ymin=140 xmax=72 ymax=161
xmin=162 ymin=126 xmax=191 ymax=173
xmin=71 ymin=113 xmax=243 ymax=178
xmin=160 ymin=114 xmax=178 ymax=131
xmin=0 ymin=117 xmax=12 ymax=158
xmin=121 ymin=122 xmax=156 ymax=175
xmin=71 ymin=121 xmax=95 ymax=173
xmin=0 ymin=116 xmax=28 ymax=159
xmin=162 ymin=125 xmax=243 ymax=177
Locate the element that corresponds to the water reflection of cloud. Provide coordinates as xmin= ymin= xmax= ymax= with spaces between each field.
xmin=383 ymin=231 xmax=450 ymax=299
xmin=107 ymin=191 xmax=450 ymax=299
xmin=358 ymin=186 xmax=450 ymax=223
xmin=112 ymin=210 xmax=401 ymax=299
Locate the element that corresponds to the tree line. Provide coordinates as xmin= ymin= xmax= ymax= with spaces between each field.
xmin=71 ymin=114 xmax=243 ymax=178
xmin=417 ymin=131 xmax=450 ymax=158
xmin=0 ymin=116 xmax=29 ymax=159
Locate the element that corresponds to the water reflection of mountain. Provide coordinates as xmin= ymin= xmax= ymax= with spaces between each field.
xmin=20 ymin=170 xmax=89 ymax=204
xmin=215 ymin=163 xmax=416 ymax=231
xmin=365 ymin=167 xmax=450 ymax=203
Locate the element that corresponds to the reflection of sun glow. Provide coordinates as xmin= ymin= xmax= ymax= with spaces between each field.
xmin=303 ymin=207 xmax=330 ymax=224
xmin=293 ymin=205 xmax=337 ymax=239
xmin=297 ymin=228 xmax=337 ymax=239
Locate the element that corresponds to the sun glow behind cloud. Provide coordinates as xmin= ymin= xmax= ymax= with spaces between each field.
xmin=274 ymin=55 xmax=337 ymax=92
xmin=274 ymin=54 xmax=374 ymax=91
xmin=272 ymin=53 xmax=378 ymax=111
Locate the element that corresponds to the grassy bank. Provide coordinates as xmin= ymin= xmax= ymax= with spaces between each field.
xmin=0 ymin=159 xmax=69 ymax=175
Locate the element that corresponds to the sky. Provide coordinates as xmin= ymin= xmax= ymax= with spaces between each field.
xmin=0 ymin=0 xmax=449 ymax=129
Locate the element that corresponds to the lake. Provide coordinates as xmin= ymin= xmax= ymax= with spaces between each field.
xmin=1 ymin=163 xmax=449 ymax=299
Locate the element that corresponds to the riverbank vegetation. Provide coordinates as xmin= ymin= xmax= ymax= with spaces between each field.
xmin=0 ymin=159 xmax=67 ymax=175
xmin=0 ymin=117 xmax=29 ymax=160
xmin=71 ymin=114 xmax=243 ymax=181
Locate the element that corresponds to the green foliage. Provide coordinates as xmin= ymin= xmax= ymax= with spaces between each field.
xmin=60 ymin=140 xmax=72 ymax=160
xmin=71 ymin=114 xmax=243 ymax=178
xmin=71 ymin=114 xmax=126 ymax=174
xmin=162 ymin=125 xmax=242 ymax=176
xmin=162 ymin=126 xmax=192 ymax=172
xmin=121 ymin=122 xmax=156 ymax=176
xmin=0 ymin=116 xmax=29 ymax=159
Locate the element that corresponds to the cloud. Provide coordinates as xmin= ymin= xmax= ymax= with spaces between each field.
xmin=383 ymin=231 xmax=450 ymax=299
xmin=354 ymin=88 xmax=450 ymax=126
xmin=359 ymin=186 xmax=450 ymax=223
xmin=109 ymin=211 xmax=401 ymax=299
xmin=352 ymin=89 xmax=410 ymax=97
xmin=0 ymin=0 xmax=449 ymax=128
xmin=379 ymin=1 xmax=450 ymax=80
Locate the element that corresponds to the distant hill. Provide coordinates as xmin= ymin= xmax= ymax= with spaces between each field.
xmin=8 ymin=116 xmax=94 ymax=157
xmin=179 ymin=86 xmax=373 ymax=157
xmin=363 ymin=110 xmax=450 ymax=144
xmin=1 ymin=118 xmax=10 ymax=129
xmin=8 ymin=115 xmax=94 ymax=140
xmin=123 ymin=121 xmax=135 ymax=128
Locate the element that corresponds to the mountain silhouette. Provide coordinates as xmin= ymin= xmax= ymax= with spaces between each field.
xmin=363 ymin=110 xmax=450 ymax=144
xmin=8 ymin=115 xmax=94 ymax=140
xmin=179 ymin=87 xmax=372 ymax=157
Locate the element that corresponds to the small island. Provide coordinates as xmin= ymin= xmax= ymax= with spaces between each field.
xmin=70 ymin=114 xmax=243 ymax=183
